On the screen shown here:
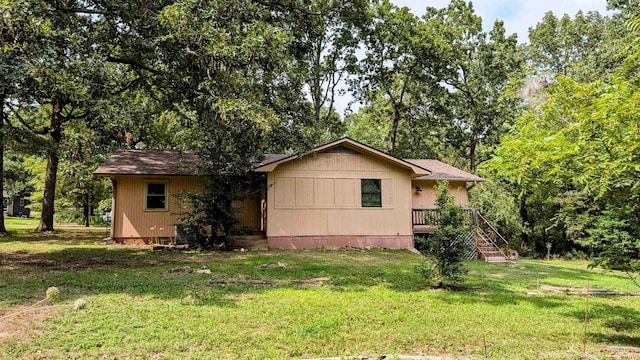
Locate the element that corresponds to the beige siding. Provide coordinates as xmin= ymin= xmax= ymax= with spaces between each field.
xmin=411 ymin=180 xmax=469 ymax=208
xmin=112 ymin=176 xmax=203 ymax=239
xmin=233 ymin=193 xmax=262 ymax=232
xmin=266 ymin=152 xmax=413 ymax=237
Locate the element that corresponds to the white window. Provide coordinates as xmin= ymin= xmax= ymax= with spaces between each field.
xmin=145 ymin=182 xmax=168 ymax=210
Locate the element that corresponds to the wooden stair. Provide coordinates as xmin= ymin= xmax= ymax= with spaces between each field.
xmin=228 ymin=233 xmax=268 ymax=251
xmin=475 ymin=229 xmax=507 ymax=264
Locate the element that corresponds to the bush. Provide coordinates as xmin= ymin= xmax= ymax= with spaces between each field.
xmin=415 ymin=181 xmax=471 ymax=287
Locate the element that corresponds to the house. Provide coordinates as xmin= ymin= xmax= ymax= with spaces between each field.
xmin=3 ymin=191 xmax=31 ymax=218
xmin=94 ymin=138 xmax=506 ymax=260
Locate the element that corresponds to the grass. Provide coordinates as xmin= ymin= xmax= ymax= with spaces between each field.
xmin=0 ymin=223 xmax=638 ymax=359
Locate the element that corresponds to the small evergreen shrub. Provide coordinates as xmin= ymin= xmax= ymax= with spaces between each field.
xmin=415 ymin=181 xmax=471 ymax=287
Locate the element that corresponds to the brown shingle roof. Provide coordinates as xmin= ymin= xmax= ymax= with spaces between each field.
xmin=93 ymin=150 xmax=199 ymax=176
xmin=404 ymin=159 xmax=485 ymax=182
xmin=93 ymin=150 xmax=293 ymax=176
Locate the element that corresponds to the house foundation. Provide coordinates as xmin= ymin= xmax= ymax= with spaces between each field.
xmin=268 ymin=235 xmax=414 ymax=250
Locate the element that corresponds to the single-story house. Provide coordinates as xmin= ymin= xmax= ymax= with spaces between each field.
xmin=94 ymin=138 xmax=505 ymax=258
xmin=3 ymin=191 xmax=31 ymax=218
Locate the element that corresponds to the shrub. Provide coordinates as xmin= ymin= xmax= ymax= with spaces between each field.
xmin=415 ymin=181 xmax=471 ymax=287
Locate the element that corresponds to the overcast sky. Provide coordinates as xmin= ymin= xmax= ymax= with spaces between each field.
xmin=391 ymin=0 xmax=612 ymax=43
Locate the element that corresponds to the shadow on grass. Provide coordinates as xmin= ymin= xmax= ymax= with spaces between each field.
xmin=561 ymin=303 xmax=640 ymax=347
xmin=0 ymin=226 xmax=108 ymax=245
xmin=2 ymin=246 xmax=639 ymax=344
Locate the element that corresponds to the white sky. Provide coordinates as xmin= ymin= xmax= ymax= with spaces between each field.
xmin=392 ymin=0 xmax=611 ymax=43
xmin=336 ymin=0 xmax=613 ymax=115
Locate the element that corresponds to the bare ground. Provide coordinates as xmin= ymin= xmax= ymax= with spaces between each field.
xmin=0 ymin=305 xmax=60 ymax=345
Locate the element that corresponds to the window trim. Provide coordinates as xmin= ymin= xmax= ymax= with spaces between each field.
xmin=144 ymin=181 xmax=168 ymax=211
xmin=361 ymin=179 xmax=382 ymax=208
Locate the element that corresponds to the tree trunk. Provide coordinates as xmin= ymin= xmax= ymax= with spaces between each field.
xmin=389 ymin=104 xmax=401 ymax=155
xmin=83 ymin=193 xmax=90 ymax=227
xmin=469 ymin=132 xmax=478 ymax=173
xmin=519 ymin=194 xmax=531 ymax=248
xmin=0 ymin=93 xmax=10 ymax=236
xmin=37 ymin=101 xmax=63 ymax=232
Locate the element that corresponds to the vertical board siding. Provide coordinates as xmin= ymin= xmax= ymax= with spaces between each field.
xmin=113 ymin=176 xmax=203 ymax=239
xmin=411 ymin=180 xmax=469 ymax=208
xmin=267 ymin=153 xmax=412 ymax=237
xmin=335 ymin=178 xmax=355 ymax=206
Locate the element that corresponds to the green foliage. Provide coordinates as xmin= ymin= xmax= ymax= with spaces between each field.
xmin=468 ymin=180 xmax=526 ymax=248
xmin=488 ymin=29 xmax=640 ymax=279
xmin=415 ymin=181 xmax=470 ymax=286
xmin=526 ymin=10 xmax=626 ymax=82
xmin=585 ymin=205 xmax=640 ymax=274
xmin=350 ymin=0 xmax=523 ymax=167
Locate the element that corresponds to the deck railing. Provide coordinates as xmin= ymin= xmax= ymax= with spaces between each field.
xmin=412 ymin=208 xmax=478 ymax=226
xmin=412 ymin=208 xmax=509 ymax=250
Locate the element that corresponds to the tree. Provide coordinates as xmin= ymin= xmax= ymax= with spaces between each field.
xmin=526 ymin=10 xmax=626 ymax=82
xmin=3 ymin=0 xmax=114 ymax=231
xmin=351 ymin=0 xmax=446 ymax=155
xmin=288 ymin=0 xmax=367 ymax=144
xmin=487 ymin=71 xmax=640 ymax=284
xmin=416 ymin=181 xmax=471 ymax=287
xmin=424 ymin=0 xmax=524 ymax=172
xmin=88 ymin=0 xmax=318 ymax=244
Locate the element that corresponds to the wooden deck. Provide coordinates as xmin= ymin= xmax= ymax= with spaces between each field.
xmin=412 ymin=208 xmax=509 ymax=263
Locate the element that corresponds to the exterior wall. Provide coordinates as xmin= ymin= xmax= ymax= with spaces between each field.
xmin=7 ymin=196 xmax=31 ymax=217
xmin=112 ymin=175 xmax=203 ymax=240
xmin=411 ymin=180 xmax=469 ymax=208
xmin=265 ymin=152 xmax=414 ymax=244
xmin=233 ymin=191 xmax=263 ymax=232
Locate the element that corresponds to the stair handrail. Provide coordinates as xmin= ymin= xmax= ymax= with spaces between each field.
xmin=475 ymin=227 xmax=507 ymax=259
xmin=476 ymin=212 xmax=508 ymax=249
xmin=474 ymin=229 xmax=490 ymax=260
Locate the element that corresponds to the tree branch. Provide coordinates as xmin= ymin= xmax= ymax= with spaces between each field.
xmin=106 ymin=56 xmax=164 ymax=76
xmin=6 ymin=104 xmax=48 ymax=135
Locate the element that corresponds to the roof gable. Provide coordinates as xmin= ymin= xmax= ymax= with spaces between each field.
xmin=253 ymin=137 xmax=431 ymax=177
xmin=93 ymin=140 xmax=482 ymax=183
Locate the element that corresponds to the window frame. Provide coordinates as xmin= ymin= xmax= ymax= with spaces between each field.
xmin=144 ymin=181 xmax=168 ymax=211
xmin=361 ymin=179 xmax=382 ymax=208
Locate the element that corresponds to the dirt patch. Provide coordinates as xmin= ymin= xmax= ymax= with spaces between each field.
xmin=600 ymin=346 xmax=640 ymax=359
xmin=0 ymin=305 xmax=60 ymax=344
xmin=210 ymin=277 xmax=333 ymax=287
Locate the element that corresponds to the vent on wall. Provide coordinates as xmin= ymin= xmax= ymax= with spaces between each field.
xmin=322 ymin=145 xmax=362 ymax=155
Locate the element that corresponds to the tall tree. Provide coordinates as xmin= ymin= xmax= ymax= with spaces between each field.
xmin=352 ymin=0 xmax=446 ymax=155
xmin=424 ymin=0 xmax=523 ymax=172
xmin=487 ymin=10 xmax=640 ymax=280
xmin=89 ymin=0 xmax=313 ymax=242
xmin=4 ymin=0 xmax=112 ymax=231
xmin=288 ymin=0 xmax=367 ymax=145
xmin=526 ymin=10 xmax=626 ymax=82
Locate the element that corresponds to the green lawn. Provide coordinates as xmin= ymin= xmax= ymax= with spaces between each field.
xmin=0 ymin=224 xmax=638 ymax=359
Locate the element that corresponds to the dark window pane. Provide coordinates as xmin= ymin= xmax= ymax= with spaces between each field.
xmin=361 ymin=179 xmax=381 ymax=207
xmin=146 ymin=183 xmax=166 ymax=209
xmin=147 ymin=183 xmax=165 ymax=195
xmin=146 ymin=196 xmax=166 ymax=209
